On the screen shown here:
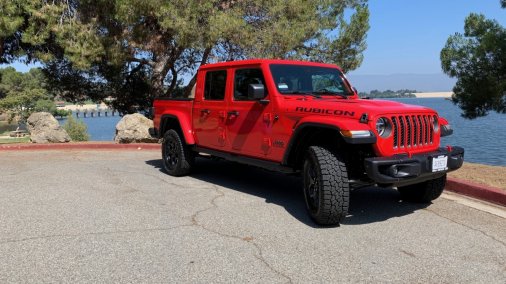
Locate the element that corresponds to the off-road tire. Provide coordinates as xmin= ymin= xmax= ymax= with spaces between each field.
xmin=162 ymin=129 xmax=194 ymax=176
xmin=398 ymin=174 xmax=446 ymax=203
xmin=303 ymin=146 xmax=350 ymax=226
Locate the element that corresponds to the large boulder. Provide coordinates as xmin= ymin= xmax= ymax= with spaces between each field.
xmin=114 ymin=113 xmax=158 ymax=143
xmin=27 ymin=112 xmax=71 ymax=143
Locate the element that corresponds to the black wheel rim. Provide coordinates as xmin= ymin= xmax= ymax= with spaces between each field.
xmin=164 ymin=138 xmax=179 ymax=170
xmin=304 ymin=160 xmax=320 ymax=212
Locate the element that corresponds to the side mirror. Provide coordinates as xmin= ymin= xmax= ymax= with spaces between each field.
xmin=248 ymin=84 xmax=266 ymax=100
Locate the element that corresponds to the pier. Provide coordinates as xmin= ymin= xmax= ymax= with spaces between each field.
xmin=57 ymin=103 xmax=119 ymax=118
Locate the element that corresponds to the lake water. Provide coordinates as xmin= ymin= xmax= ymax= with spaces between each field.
xmin=59 ymin=115 xmax=121 ymax=141
xmin=61 ymin=98 xmax=505 ymax=166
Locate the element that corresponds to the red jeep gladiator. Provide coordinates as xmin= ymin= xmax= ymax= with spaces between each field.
xmin=151 ymin=59 xmax=464 ymax=225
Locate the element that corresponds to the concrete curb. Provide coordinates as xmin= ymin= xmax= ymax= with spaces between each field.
xmin=0 ymin=142 xmax=160 ymax=151
xmin=1 ymin=142 xmax=504 ymax=207
xmin=446 ymin=177 xmax=506 ymax=207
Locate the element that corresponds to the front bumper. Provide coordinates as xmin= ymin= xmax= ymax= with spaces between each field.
xmin=364 ymin=146 xmax=464 ymax=187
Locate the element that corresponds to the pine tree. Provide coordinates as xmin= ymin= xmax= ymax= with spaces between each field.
xmin=1 ymin=0 xmax=370 ymax=114
xmin=441 ymin=1 xmax=506 ymax=118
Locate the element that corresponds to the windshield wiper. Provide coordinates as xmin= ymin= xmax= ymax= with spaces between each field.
xmin=281 ymin=91 xmax=322 ymax=98
xmin=312 ymin=89 xmax=349 ymax=99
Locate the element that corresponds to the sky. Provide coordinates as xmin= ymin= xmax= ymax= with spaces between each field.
xmin=349 ymin=0 xmax=506 ymax=76
xmin=3 ymin=0 xmax=506 ymax=77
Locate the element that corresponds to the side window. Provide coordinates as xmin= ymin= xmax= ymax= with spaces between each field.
xmin=204 ymin=70 xmax=227 ymax=100
xmin=234 ymin=68 xmax=266 ymax=101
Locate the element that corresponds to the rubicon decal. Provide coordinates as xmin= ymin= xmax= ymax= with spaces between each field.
xmin=295 ymin=107 xmax=355 ymax=117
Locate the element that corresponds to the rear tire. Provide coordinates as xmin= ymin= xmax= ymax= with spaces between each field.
xmin=398 ymin=174 xmax=446 ymax=203
xmin=162 ymin=129 xmax=194 ymax=176
xmin=303 ymin=146 xmax=350 ymax=226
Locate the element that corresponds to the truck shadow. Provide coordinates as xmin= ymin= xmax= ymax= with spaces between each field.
xmin=145 ymin=158 xmax=429 ymax=227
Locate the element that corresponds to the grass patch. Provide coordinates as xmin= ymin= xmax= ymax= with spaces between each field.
xmin=0 ymin=136 xmax=30 ymax=144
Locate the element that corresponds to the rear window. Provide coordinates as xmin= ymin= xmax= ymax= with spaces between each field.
xmin=204 ymin=70 xmax=227 ymax=100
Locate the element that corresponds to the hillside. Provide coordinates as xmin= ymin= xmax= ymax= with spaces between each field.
xmin=347 ymin=73 xmax=456 ymax=93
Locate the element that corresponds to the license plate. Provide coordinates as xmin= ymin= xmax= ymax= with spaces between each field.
xmin=432 ymin=155 xmax=448 ymax=172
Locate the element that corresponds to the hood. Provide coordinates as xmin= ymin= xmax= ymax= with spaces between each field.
xmin=283 ymin=96 xmax=436 ymax=119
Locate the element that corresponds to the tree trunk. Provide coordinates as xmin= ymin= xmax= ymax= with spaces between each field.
xmin=165 ymin=66 xmax=178 ymax=97
xmin=152 ymin=55 xmax=171 ymax=97
xmin=0 ymin=38 xmax=4 ymax=59
xmin=184 ymin=47 xmax=212 ymax=97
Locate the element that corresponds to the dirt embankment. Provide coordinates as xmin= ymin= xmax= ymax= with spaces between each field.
xmin=448 ymin=162 xmax=506 ymax=191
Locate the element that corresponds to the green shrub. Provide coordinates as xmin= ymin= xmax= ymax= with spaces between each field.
xmin=34 ymin=99 xmax=57 ymax=113
xmin=53 ymin=109 xmax=72 ymax=118
xmin=33 ymin=99 xmax=72 ymax=118
xmin=63 ymin=116 xmax=89 ymax=141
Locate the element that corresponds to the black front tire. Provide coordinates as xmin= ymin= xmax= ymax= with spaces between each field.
xmin=303 ymin=146 xmax=350 ymax=226
xmin=162 ymin=129 xmax=194 ymax=176
xmin=398 ymin=174 xmax=446 ymax=203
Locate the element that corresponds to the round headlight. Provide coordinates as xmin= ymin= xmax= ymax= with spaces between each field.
xmin=376 ymin=117 xmax=391 ymax=137
xmin=432 ymin=115 xmax=439 ymax=132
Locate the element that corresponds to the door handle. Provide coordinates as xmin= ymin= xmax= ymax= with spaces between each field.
xmin=227 ymin=110 xmax=240 ymax=117
xmin=201 ymin=109 xmax=211 ymax=114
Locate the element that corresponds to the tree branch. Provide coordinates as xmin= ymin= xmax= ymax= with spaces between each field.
xmin=127 ymin=57 xmax=155 ymax=67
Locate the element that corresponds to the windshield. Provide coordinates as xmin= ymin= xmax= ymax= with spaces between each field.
xmin=269 ymin=64 xmax=353 ymax=97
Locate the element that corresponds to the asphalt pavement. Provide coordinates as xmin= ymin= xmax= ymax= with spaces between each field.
xmin=1 ymin=150 xmax=505 ymax=283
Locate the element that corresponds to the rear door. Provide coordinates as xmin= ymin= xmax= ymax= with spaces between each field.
xmin=192 ymin=69 xmax=230 ymax=149
xmin=225 ymin=67 xmax=274 ymax=159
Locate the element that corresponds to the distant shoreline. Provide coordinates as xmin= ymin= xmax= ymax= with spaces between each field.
xmin=413 ymin=92 xmax=452 ymax=98
xmin=58 ymin=103 xmax=111 ymax=111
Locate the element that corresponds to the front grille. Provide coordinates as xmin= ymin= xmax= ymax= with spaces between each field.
xmin=391 ymin=114 xmax=434 ymax=149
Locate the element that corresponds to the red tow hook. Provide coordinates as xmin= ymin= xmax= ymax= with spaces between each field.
xmin=446 ymin=145 xmax=453 ymax=152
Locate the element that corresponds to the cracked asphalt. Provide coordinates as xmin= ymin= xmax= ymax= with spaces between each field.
xmin=1 ymin=150 xmax=505 ymax=283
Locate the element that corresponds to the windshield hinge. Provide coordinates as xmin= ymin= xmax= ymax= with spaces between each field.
xmin=360 ymin=113 xmax=369 ymax=124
